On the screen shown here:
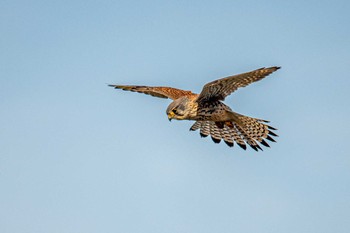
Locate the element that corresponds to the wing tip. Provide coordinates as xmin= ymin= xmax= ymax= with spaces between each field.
xmin=107 ymin=84 xmax=120 ymax=89
xmin=211 ymin=137 xmax=221 ymax=144
xmin=224 ymin=141 xmax=234 ymax=147
xmin=264 ymin=66 xmax=281 ymax=72
xmin=266 ymin=135 xmax=276 ymax=142
xmin=238 ymin=143 xmax=247 ymax=150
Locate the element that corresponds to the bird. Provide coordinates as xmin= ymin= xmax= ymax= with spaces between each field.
xmin=109 ymin=66 xmax=280 ymax=151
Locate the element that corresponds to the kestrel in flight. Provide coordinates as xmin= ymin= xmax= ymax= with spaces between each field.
xmin=109 ymin=66 xmax=280 ymax=151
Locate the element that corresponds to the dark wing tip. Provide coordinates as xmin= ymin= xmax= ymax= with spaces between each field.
xmin=211 ymin=137 xmax=221 ymax=144
xmin=255 ymin=144 xmax=263 ymax=151
xmin=200 ymin=132 xmax=209 ymax=138
xmin=260 ymin=139 xmax=270 ymax=148
xmin=268 ymin=131 xmax=278 ymax=137
xmin=250 ymin=145 xmax=259 ymax=152
xmin=224 ymin=141 xmax=234 ymax=147
xmin=238 ymin=143 xmax=247 ymax=150
xmin=267 ymin=66 xmax=281 ymax=71
xmin=249 ymin=144 xmax=263 ymax=151
xmin=258 ymin=66 xmax=281 ymax=71
xmin=266 ymin=135 xmax=276 ymax=142
xmin=268 ymin=125 xmax=278 ymax=130
xmin=108 ymin=84 xmax=126 ymax=89
xmin=261 ymin=66 xmax=281 ymax=73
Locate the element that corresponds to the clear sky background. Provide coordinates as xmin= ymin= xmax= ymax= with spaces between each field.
xmin=1 ymin=0 xmax=349 ymax=233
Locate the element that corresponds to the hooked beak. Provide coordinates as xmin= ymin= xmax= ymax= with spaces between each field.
xmin=167 ymin=111 xmax=175 ymax=121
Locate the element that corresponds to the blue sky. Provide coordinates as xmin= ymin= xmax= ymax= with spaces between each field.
xmin=1 ymin=0 xmax=349 ymax=232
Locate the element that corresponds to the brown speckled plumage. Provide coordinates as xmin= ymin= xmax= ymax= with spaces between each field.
xmin=109 ymin=66 xmax=280 ymax=151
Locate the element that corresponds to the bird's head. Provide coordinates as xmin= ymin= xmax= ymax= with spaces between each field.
xmin=166 ymin=97 xmax=190 ymax=121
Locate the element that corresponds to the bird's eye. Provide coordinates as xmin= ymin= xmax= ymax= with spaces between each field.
xmin=172 ymin=109 xmax=177 ymax=114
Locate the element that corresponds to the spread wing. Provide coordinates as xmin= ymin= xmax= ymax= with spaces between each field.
xmin=196 ymin=66 xmax=280 ymax=102
xmin=108 ymin=84 xmax=194 ymax=100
